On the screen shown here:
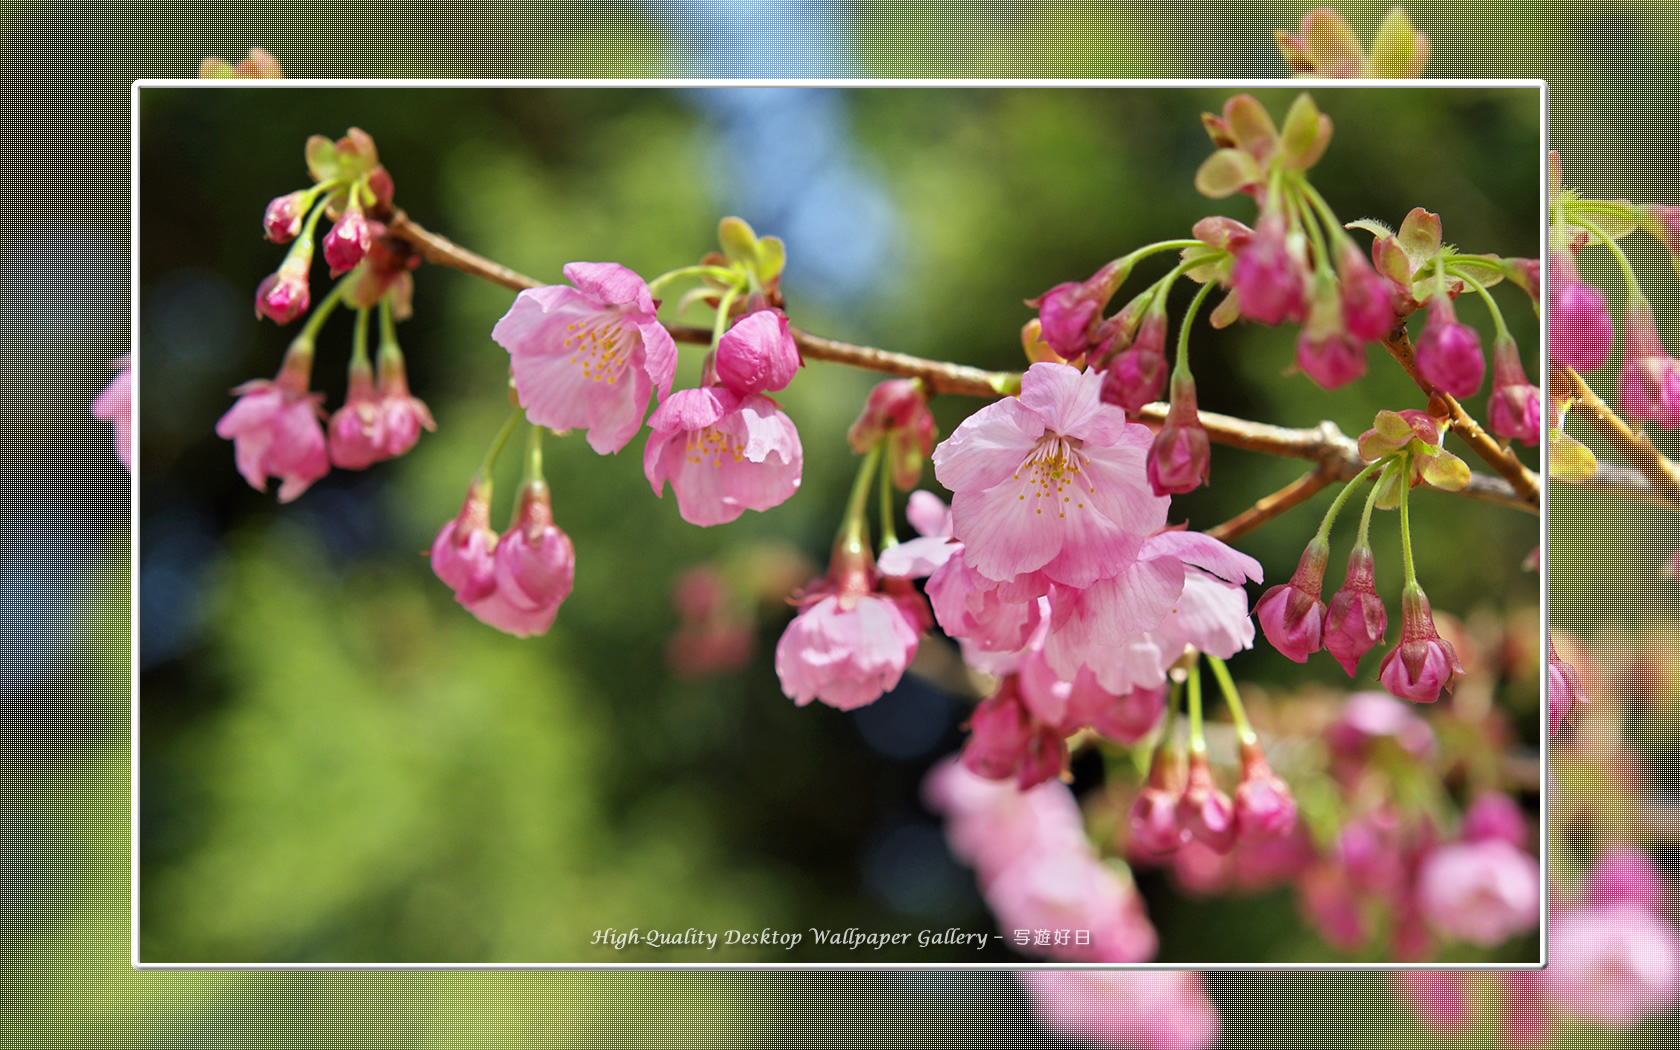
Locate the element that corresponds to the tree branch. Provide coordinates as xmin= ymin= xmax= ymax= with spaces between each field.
xmin=385 ymin=211 xmax=1542 ymax=513
xmin=1380 ymin=327 xmax=1542 ymax=507
xmin=1555 ymin=365 xmax=1680 ymax=503
xmin=1206 ymin=464 xmax=1340 ymax=543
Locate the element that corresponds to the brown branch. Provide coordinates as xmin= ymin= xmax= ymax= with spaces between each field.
xmin=1380 ymin=328 xmax=1542 ymax=507
xmin=385 ymin=211 xmax=1540 ymax=513
xmin=1206 ymin=463 xmax=1340 ymax=543
xmin=1555 ymin=365 xmax=1680 ymax=502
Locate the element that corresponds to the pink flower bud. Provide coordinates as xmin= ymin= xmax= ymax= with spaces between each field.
xmin=1488 ymin=337 xmax=1542 ymax=446
xmin=263 ymin=190 xmax=307 ymax=243
xmin=493 ymin=482 xmax=577 ymax=615
xmin=1098 ymin=313 xmax=1168 ymax=413
xmin=1146 ymin=374 xmax=1210 ymax=496
xmin=716 ymin=308 xmax=801 ymax=395
xmin=1414 ymin=295 xmax=1484 ymax=398
xmin=1547 ymin=636 xmax=1588 ymax=736
xmin=1323 ymin=544 xmax=1387 ymax=676
xmin=1336 ymin=241 xmax=1395 ymax=342
xmin=1176 ymin=752 xmax=1237 ymax=854
xmin=1587 ymin=847 xmax=1666 ymax=913
xmin=1130 ymin=785 xmax=1187 ymax=856
xmin=1618 ymin=300 xmax=1680 ymax=428
xmin=430 ymin=482 xmax=499 ymax=604
xmin=1234 ymin=743 xmax=1296 ymax=840
xmin=254 ymin=253 xmax=312 ymax=325
xmin=327 ymin=357 xmax=385 ymax=469
xmin=961 ymin=681 xmax=1034 ymax=780
xmin=1462 ymin=793 xmax=1527 ymax=849
xmin=374 ymin=350 xmax=435 ymax=459
xmin=1378 ymin=584 xmax=1465 ymax=703
xmin=1255 ymin=538 xmax=1329 ymax=662
xmin=847 ymin=378 xmax=936 ymax=490
xmin=1230 ymin=212 xmax=1305 ymax=326
xmin=1028 ymin=257 xmax=1130 ymax=360
xmin=1297 ymin=330 xmax=1368 ymax=390
xmin=323 ymin=205 xmax=372 ymax=276
xmin=1547 ymin=251 xmax=1614 ymax=371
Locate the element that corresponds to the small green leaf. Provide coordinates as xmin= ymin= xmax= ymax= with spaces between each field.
xmin=1419 ymin=450 xmax=1470 ymax=491
xmin=1548 ymin=430 xmax=1598 ymax=481
xmin=753 ymin=234 xmax=786 ymax=285
xmin=1368 ymin=8 xmax=1421 ymax=77
xmin=1397 ymin=208 xmax=1443 ymax=266
xmin=1373 ymin=469 xmax=1406 ymax=510
xmin=1194 ymin=148 xmax=1260 ymax=199
xmin=305 ymin=135 xmax=339 ymax=183
xmin=1223 ymin=95 xmax=1279 ymax=162
xmin=717 ymin=216 xmax=757 ymax=266
xmin=1279 ymin=94 xmax=1321 ymax=168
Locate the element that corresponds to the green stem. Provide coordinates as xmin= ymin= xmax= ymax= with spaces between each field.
xmin=711 ymin=285 xmax=741 ymax=348
xmin=523 ymin=418 xmax=545 ymax=485
xmin=1571 ymin=216 xmax=1646 ymax=301
xmin=349 ymin=307 xmax=370 ymax=368
xmin=1452 ymin=270 xmax=1512 ymax=343
xmin=295 ymin=280 xmax=347 ymax=347
xmin=1356 ymin=460 xmax=1391 ymax=548
xmin=1296 ymin=179 xmax=1353 ymax=252
xmin=1205 ymin=655 xmax=1255 ymax=747
xmin=1160 ymin=678 xmax=1183 ymax=756
xmin=1290 ymin=178 xmax=1330 ymax=275
xmin=474 ymin=408 xmax=525 ymax=484
xmin=1186 ymin=659 xmax=1205 ymax=757
xmin=296 ymin=192 xmax=334 ymax=246
xmin=647 ymin=264 xmax=739 ymax=297
xmin=377 ymin=295 xmax=398 ymax=347
xmin=838 ymin=443 xmax=884 ymax=552
xmin=1398 ymin=450 xmax=1417 ymax=586
xmin=877 ymin=439 xmax=898 ymax=549
xmin=1172 ymin=278 xmax=1217 ymax=378
xmin=1313 ymin=458 xmax=1387 ymax=544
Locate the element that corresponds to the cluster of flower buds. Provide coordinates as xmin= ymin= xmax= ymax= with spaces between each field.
xmin=1274 ymin=7 xmax=1430 ymax=78
xmin=219 ymin=128 xmax=430 ymax=503
xmin=923 ymin=758 xmax=1158 ymax=964
xmin=1258 ymin=409 xmax=1469 ymax=702
xmin=432 ymin=470 xmax=576 ymax=638
xmin=1295 ymin=694 xmax=1541 ymax=959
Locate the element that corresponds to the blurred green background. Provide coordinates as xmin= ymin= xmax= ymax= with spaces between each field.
xmin=134 ymin=85 xmax=1539 ymax=966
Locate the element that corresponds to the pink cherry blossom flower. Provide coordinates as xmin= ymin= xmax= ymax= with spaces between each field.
xmin=430 ymin=482 xmax=498 ymax=604
xmin=1018 ymin=971 xmax=1220 ymax=1050
xmin=961 ymin=678 xmax=1068 ymax=790
xmin=1255 ymin=537 xmax=1329 ymax=662
xmin=847 ymin=379 xmax=936 ymax=490
xmin=215 ymin=359 xmax=329 ymax=502
xmin=1378 ymin=584 xmax=1465 ymax=703
xmin=1461 ymin=793 xmax=1527 ymax=849
xmin=643 ymin=385 xmax=802 ymax=527
xmin=715 ymin=308 xmax=801 ymax=395
xmin=375 ymin=373 xmax=435 ymax=459
xmin=984 ymin=849 xmax=1157 ymax=963
xmin=1323 ymin=543 xmax=1387 ymax=676
xmin=327 ymin=358 xmax=384 ymax=469
xmin=465 ymin=482 xmax=576 ymax=638
xmin=775 ymin=564 xmax=925 ymax=711
xmin=933 ymin=362 xmax=1169 ymax=590
xmin=1414 ymin=295 xmax=1485 ymax=398
xmin=91 ymin=356 xmax=132 ymax=472
xmin=1541 ymin=905 xmax=1680 ymax=1029
xmin=493 ymin=261 xmax=678 ymax=454
xmin=922 ymin=757 xmax=1089 ymax=884
xmin=1416 ymin=839 xmax=1541 ymax=947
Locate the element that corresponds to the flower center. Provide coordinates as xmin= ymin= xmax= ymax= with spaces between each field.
xmin=563 ymin=312 xmax=632 ymax=385
xmin=1012 ymin=433 xmax=1092 ymax=519
xmin=684 ymin=425 xmax=745 ymax=468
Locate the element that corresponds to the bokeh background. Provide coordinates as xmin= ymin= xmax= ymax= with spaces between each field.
xmin=1 ymin=0 xmax=1675 ymax=1046
xmin=135 ymin=84 xmax=1539 ymax=966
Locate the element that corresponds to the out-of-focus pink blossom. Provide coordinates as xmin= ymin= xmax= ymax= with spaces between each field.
xmin=1542 ymin=905 xmax=1680 ymax=1028
xmin=1175 ymin=751 xmax=1236 ymax=854
xmin=922 ymin=757 xmax=1088 ymax=884
xmin=1547 ymin=250 xmax=1614 ymax=371
xmin=1018 ymin=971 xmax=1220 ymax=1050
xmin=1233 ymin=743 xmax=1296 ymax=841
xmin=327 ymin=357 xmax=384 ymax=469
xmin=1337 ymin=240 xmax=1395 ymax=342
xmin=985 ymin=848 xmax=1157 ymax=964
xmin=1297 ymin=329 xmax=1368 ymax=390
xmin=493 ymin=261 xmax=678 ymax=454
xmin=1489 ymin=336 xmax=1542 ymax=446
xmin=1461 ymin=793 xmax=1527 ymax=849
xmin=1416 ymin=839 xmax=1541 ymax=947
xmin=1587 ymin=847 xmax=1666 ymax=914
xmin=1547 ymin=635 xmax=1589 ymax=736
xmin=91 ymin=356 xmax=133 ymax=473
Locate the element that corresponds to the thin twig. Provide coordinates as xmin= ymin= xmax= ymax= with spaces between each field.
xmin=1555 ymin=365 xmax=1680 ymax=502
xmin=1206 ymin=463 xmax=1340 ymax=543
xmin=386 ymin=210 xmax=1541 ymax=512
xmin=1380 ymin=328 xmax=1543 ymax=507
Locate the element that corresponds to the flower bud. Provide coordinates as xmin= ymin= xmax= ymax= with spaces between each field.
xmin=1547 ymin=636 xmax=1588 ymax=736
xmin=1488 ymin=336 xmax=1542 ymax=446
xmin=716 ymin=308 xmax=801 ymax=395
xmin=1098 ymin=313 xmax=1168 ymax=413
xmin=1297 ymin=329 xmax=1367 ymax=390
xmin=1146 ymin=373 xmax=1210 ymax=496
xmin=1414 ymin=295 xmax=1484 ymax=398
xmin=495 ymin=482 xmax=577 ymax=614
xmin=1175 ymin=752 xmax=1237 ymax=854
xmin=254 ymin=249 xmax=312 ymax=325
xmin=1617 ymin=300 xmax=1680 ymax=428
xmin=1083 ymin=685 xmax=1166 ymax=746
xmin=375 ymin=343 xmax=435 ymax=459
xmin=1230 ymin=211 xmax=1305 ymax=325
xmin=1378 ymin=584 xmax=1466 ymax=703
xmin=1255 ymin=537 xmax=1329 ymax=662
xmin=430 ymin=482 xmax=498 ymax=604
xmin=1323 ymin=543 xmax=1387 ymax=676
xmin=1547 ymin=250 xmax=1614 ymax=371
xmin=263 ymin=190 xmax=307 ymax=243
xmin=323 ymin=204 xmax=373 ymax=276
xmin=1233 ymin=742 xmax=1297 ymax=840
xmin=847 ymin=379 xmax=936 ymax=491
xmin=327 ymin=355 xmax=385 ymax=469
xmin=1028 ymin=257 xmax=1131 ymax=360
xmin=962 ymin=681 xmax=1034 ymax=782
xmin=1336 ymin=241 xmax=1395 ymax=342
